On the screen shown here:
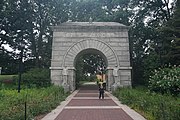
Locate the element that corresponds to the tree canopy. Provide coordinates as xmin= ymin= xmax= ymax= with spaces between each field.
xmin=0 ymin=0 xmax=179 ymax=85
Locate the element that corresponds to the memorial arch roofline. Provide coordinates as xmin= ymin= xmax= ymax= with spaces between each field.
xmin=50 ymin=22 xmax=130 ymax=32
xmin=62 ymin=38 xmax=119 ymax=67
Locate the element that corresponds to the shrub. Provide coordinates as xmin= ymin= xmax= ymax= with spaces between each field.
xmin=14 ymin=68 xmax=51 ymax=88
xmin=113 ymin=87 xmax=180 ymax=120
xmin=148 ymin=66 xmax=180 ymax=96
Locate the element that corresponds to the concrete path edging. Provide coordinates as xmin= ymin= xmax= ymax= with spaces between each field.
xmin=42 ymin=90 xmax=79 ymax=120
xmin=42 ymin=84 xmax=146 ymax=120
xmin=106 ymin=91 xmax=146 ymax=120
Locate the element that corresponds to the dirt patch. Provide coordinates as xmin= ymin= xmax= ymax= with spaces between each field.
xmin=34 ymin=113 xmax=48 ymax=120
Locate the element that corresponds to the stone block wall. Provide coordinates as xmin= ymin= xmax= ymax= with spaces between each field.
xmin=50 ymin=22 xmax=132 ymax=91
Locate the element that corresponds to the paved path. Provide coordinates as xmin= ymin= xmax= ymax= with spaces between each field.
xmin=42 ymin=82 xmax=146 ymax=120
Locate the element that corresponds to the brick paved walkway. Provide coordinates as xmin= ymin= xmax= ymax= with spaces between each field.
xmin=42 ymin=83 xmax=146 ymax=120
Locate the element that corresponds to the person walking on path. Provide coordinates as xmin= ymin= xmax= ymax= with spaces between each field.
xmin=99 ymin=79 xmax=104 ymax=99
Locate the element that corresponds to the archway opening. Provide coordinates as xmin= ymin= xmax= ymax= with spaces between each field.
xmin=74 ymin=49 xmax=108 ymax=89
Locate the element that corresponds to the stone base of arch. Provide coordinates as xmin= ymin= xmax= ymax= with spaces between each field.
xmin=106 ymin=67 xmax=132 ymax=91
xmin=50 ymin=67 xmax=76 ymax=92
xmin=50 ymin=66 xmax=132 ymax=92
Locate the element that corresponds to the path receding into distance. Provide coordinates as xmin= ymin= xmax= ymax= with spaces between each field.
xmin=42 ymin=82 xmax=146 ymax=120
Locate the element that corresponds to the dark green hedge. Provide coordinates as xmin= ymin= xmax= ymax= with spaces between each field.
xmin=13 ymin=68 xmax=51 ymax=88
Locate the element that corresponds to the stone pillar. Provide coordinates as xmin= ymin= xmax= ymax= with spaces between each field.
xmin=0 ymin=67 xmax=2 ymax=75
xmin=107 ymin=68 xmax=113 ymax=91
xmin=62 ymin=67 xmax=70 ymax=92
xmin=119 ymin=67 xmax=132 ymax=87
xmin=68 ymin=68 xmax=76 ymax=92
xmin=50 ymin=67 xmax=64 ymax=85
xmin=111 ymin=66 xmax=122 ymax=91
xmin=107 ymin=66 xmax=125 ymax=91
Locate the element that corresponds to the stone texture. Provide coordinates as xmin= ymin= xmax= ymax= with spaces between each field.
xmin=50 ymin=22 xmax=132 ymax=91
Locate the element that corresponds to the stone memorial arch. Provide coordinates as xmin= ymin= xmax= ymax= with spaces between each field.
xmin=50 ymin=22 xmax=132 ymax=92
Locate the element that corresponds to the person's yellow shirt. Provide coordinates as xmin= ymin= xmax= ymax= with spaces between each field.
xmin=99 ymin=81 xmax=103 ymax=88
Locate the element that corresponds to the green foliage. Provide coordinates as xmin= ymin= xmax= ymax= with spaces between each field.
xmin=148 ymin=66 xmax=180 ymax=96
xmin=76 ymin=53 xmax=106 ymax=75
xmin=0 ymin=86 xmax=68 ymax=120
xmin=160 ymin=0 xmax=180 ymax=65
xmin=129 ymin=0 xmax=177 ymax=86
xmin=0 ymin=51 xmax=19 ymax=74
xmin=75 ymin=53 xmax=106 ymax=86
xmin=14 ymin=68 xmax=51 ymax=88
xmin=23 ymin=68 xmax=50 ymax=87
xmin=0 ymin=0 xmax=179 ymax=89
xmin=113 ymin=87 xmax=180 ymax=120
xmin=141 ymin=52 xmax=160 ymax=85
xmin=0 ymin=0 xmax=69 ymax=70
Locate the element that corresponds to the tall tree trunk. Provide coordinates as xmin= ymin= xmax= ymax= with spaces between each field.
xmin=163 ymin=0 xmax=171 ymax=20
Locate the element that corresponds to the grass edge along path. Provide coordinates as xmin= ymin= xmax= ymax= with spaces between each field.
xmin=113 ymin=87 xmax=180 ymax=120
xmin=0 ymin=85 xmax=68 ymax=120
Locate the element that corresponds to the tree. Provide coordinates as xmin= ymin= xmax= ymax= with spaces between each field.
xmin=75 ymin=53 xmax=107 ymax=81
xmin=27 ymin=0 xmax=69 ymax=68
xmin=161 ymin=0 xmax=180 ymax=65
xmin=0 ymin=0 xmax=70 ymax=71
xmin=0 ymin=49 xmax=19 ymax=74
xmin=128 ymin=0 xmax=177 ymax=85
xmin=0 ymin=0 xmax=178 ymax=88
